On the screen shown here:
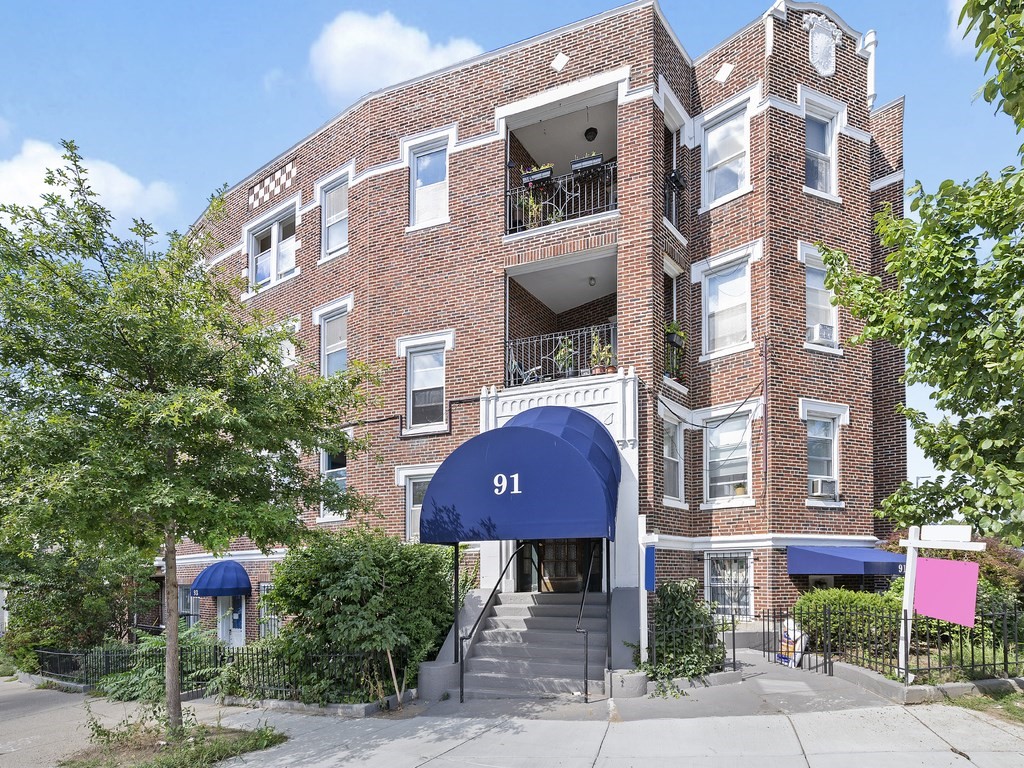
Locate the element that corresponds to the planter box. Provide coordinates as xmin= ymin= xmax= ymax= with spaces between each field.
xmin=571 ymin=154 xmax=603 ymax=173
xmin=666 ymin=331 xmax=685 ymax=349
xmin=521 ymin=167 xmax=553 ymax=184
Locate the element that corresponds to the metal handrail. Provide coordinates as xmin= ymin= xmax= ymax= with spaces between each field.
xmin=459 ymin=543 xmax=525 ymax=703
xmin=575 ymin=543 xmax=601 ymax=703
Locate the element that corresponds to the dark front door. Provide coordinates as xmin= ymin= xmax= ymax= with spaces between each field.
xmin=516 ymin=538 xmax=603 ymax=593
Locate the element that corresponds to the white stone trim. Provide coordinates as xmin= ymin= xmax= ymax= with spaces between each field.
xmin=394 ymin=463 xmax=442 ymax=486
xmin=655 ymin=74 xmax=690 ymax=135
xmin=500 ymin=209 xmax=620 ymax=244
xmin=661 ymin=375 xmax=689 ymax=398
xmin=870 ymin=170 xmax=905 ymax=192
xmin=240 ymin=266 xmax=301 ymax=302
xmin=311 ymin=294 xmax=354 ymax=326
xmin=690 ymin=238 xmax=764 ymax=283
xmin=653 ymin=532 xmax=878 ymax=552
xmin=497 ymin=66 xmax=631 ymax=129
xmin=700 ymin=497 xmax=755 ymax=511
xmin=804 ymin=186 xmax=843 ymax=204
xmin=156 ymin=549 xmax=288 ymax=568
xmin=662 ymin=217 xmax=688 ymax=248
xmin=798 ymin=397 xmax=850 ymax=426
xmin=395 ymin=329 xmax=455 ymax=358
xmin=805 ymin=499 xmax=846 ymax=509
xmin=804 ymin=342 xmax=844 ymax=356
xmin=662 ymin=255 xmax=685 ymax=279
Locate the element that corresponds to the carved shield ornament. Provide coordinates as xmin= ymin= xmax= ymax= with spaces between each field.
xmin=803 ymin=14 xmax=843 ymax=77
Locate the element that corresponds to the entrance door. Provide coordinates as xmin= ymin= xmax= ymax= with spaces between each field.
xmin=217 ymin=594 xmax=246 ymax=647
xmin=516 ymin=539 xmax=603 ymax=593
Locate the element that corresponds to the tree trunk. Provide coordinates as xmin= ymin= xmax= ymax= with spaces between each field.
xmin=164 ymin=527 xmax=183 ymax=732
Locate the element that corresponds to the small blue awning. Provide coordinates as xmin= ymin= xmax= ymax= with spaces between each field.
xmin=189 ymin=560 xmax=252 ymax=597
xmin=788 ymin=546 xmax=906 ymax=576
xmin=420 ymin=406 xmax=622 ymax=544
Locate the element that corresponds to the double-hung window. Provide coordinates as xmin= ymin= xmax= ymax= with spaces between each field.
xmin=408 ymin=346 xmax=445 ymax=427
xmin=706 ymin=262 xmax=749 ymax=353
xmin=406 ymin=477 xmax=431 ymax=543
xmin=706 ymin=414 xmax=750 ymax=500
xmin=662 ymin=419 xmax=682 ymax=502
xmin=177 ymin=585 xmax=200 ymax=629
xmin=411 ymin=145 xmax=448 ymax=227
xmin=799 ymin=398 xmax=848 ymax=502
xmin=252 ymin=212 xmax=296 ymax=287
xmin=703 ymin=109 xmax=748 ymax=207
xmin=320 ymin=449 xmax=347 ymax=520
xmin=323 ymin=181 xmax=349 ymax=257
xmin=321 ymin=312 xmax=348 ymax=376
xmin=259 ymin=583 xmax=281 ymax=639
xmin=804 ymin=114 xmax=833 ymax=193
xmin=799 ymin=242 xmax=839 ymax=349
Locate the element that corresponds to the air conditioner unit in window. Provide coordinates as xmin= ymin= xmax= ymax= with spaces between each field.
xmin=808 ymin=323 xmax=835 ymax=346
xmin=810 ymin=478 xmax=838 ymax=498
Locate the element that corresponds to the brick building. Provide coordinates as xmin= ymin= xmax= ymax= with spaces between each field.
xmin=174 ymin=0 xmax=906 ymax=671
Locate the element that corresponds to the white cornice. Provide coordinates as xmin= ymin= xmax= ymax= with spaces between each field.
xmin=870 ymin=170 xmax=905 ymax=192
xmin=154 ymin=548 xmax=288 ymax=569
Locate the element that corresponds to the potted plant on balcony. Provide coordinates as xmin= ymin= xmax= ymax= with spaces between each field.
xmin=590 ymin=332 xmax=614 ymax=374
xmin=553 ymin=336 xmax=575 ymax=378
xmin=664 ymin=320 xmax=686 ymax=350
xmin=521 ymin=162 xmax=554 ymax=185
xmin=518 ymin=194 xmax=543 ymax=229
xmin=571 ymin=152 xmax=603 ymax=175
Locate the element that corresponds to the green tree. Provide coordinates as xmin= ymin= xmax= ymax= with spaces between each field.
xmin=0 ymin=142 xmax=376 ymax=731
xmin=821 ymin=2 xmax=1024 ymax=544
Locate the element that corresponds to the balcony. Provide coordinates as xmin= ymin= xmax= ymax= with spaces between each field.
xmin=506 ymin=322 xmax=617 ymax=388
xmin=506 ymin=162 xmax=618 ymax=235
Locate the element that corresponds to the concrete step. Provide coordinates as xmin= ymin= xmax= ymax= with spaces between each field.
xmin=466 ymin=656 xmax=604 ymax=679
xmin=479 ymin=628 xmax=608 ymax=646
xmin=462 ymin=672 xmax=605 ymax=696
xmin=491 ymin=603 xmax=607 ymax=619
xmin=472 ymin=640 xmax=606 ymax=662
xmin=486 ymin=615 xmax=607 ymax=632
xmin=496 ymin=592 xmax=607 ymax=606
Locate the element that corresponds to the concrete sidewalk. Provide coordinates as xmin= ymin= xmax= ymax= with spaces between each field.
xmin=3 ymin=651 xmax=1024 ymax=767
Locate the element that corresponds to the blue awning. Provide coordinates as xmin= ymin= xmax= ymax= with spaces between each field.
xmin=420 ymin=406 xmax=622 ymax=544
xmin=189 ymin=560 xmax=252 ymax=597
xmin=787 ymin=546 xmax=906 ymax=576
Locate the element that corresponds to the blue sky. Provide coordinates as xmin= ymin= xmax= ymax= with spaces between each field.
xmin=0 ymin=0 xmax=1017 ymax=480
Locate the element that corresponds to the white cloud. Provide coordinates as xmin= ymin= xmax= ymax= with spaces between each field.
xmin=0 ymin=139 xmax=176 ymax=226
xmin=0 ymin=116 xmax=11 ymax=142
xmin=946 ymin=0 xmax=974 ymax=55
xmin=309 ymin=11 xmax=482 ymax=104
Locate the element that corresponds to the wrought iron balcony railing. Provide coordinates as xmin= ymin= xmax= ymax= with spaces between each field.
xmin=506 ymin=162 xmax=618 ymax=235
xmin=505 ymin=322 xmax=617 ymax=388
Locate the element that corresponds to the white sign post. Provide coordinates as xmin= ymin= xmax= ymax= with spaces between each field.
xmin=897 ymin=524 xmax=985 ymax=682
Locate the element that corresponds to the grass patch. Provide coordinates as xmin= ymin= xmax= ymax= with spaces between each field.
xmin=947 ymin=691 xmax=1024 ymax=726
xmin=58 ymin=724 xmax=286 ymax=768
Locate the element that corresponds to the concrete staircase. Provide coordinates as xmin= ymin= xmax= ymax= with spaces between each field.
xmin=458 ymin=592 xmax=608 ymax=700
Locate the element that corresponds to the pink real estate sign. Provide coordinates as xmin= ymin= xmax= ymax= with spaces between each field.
xmin=913 ymin=557 xmax=979 ymax=628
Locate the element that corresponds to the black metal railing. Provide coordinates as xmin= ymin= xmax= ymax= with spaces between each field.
xmin=647 ymin=614 xmax=738 ymax=676
xmin=505 ymin=322 xmax=617 ymax=388
xmin=459 ymin=544 xmax=525 ymax=704
xmin=575 ymin=544 xmax=602 ymax=703
xmin=36 ymin=645 xmax=408 ymax=703
xmin=506 ymin=162 xmax=617 ymax=235
xmin=762 ymin=606 xmax=1024 ymax=684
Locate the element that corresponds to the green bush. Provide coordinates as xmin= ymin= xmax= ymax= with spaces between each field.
xmin=261 ymin=526 xmax=454 ymax=703
xmin=793 ymin=587 xmax=901 ymax=655
xmin=639 ymin=579 xmax=726 ymax=696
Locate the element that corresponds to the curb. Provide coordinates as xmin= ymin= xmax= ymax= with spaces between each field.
xmin=826 ymin=661 xmax=1024 ymax=704
xmin=221 ymin=688 xmax=418 ymax=717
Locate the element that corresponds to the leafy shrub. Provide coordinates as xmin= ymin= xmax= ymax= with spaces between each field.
xmin=793 ymin=587 xmax=901 ymax=655
xmin=638 ymin=579 xmax=726 ymax=696
xmin=262 ymin=526 xmax=453 ymax=703
xmin=98 ymin=622 xmax=222 ymax=702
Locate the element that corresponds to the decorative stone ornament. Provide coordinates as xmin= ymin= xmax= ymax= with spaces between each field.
xmin=803 ymin=13 xmax=843 ymax=77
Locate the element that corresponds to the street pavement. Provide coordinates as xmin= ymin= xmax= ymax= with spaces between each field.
xmin=3 ymin=651 xmax=1024 ymax=767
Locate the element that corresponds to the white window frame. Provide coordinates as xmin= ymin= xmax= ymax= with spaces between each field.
xmin=319 ymin=427 xmax=353 ymax=522
xmin=661 ymin=416 xmax=685 ymax=508
xmin=396 ymin=330 xmax=455 ymax=435
xmin=314 ymin=162 xmax=356 ymax=264
xmin=404 ymin=128 xmax=454 ymax=231
xmin=395 ymin=464 xmax=439 ymax=543
xmin=691 ymin=240 xmax=762 ymax=362
xmin=259 ymin=582 xmax=280 ymax=639
xmin=243 ymin=196 xmax=301 ymax=295
xmin=798 ymin=241 xmax=841 ymax=354
xmin=695 ymin=398 xmax=761 ymax=511
xmin=798 ymin=398 xmax=849 ymax=508
xmin=704 ymin=550 xmax=754 ymax=618
xmin=321 ymin=178 xmax=349 ymax=260
xmin=697 ymin=86 xmax=756 ymax=212
xmin=797 ymin=86 xmax=845 ymax=204
xmin=177 ymin=585 xmax=200 ymax=629
xmin=279 ymin=317 xmax=300 ymax=368
xmin=312 ymin=294 xmax=354 ymax=377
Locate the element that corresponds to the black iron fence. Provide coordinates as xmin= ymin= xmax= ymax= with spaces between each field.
xmin=647 ymin=614 xmax=738 ymax=675
xmin=505 ymin=322 xmax=617 ymax=387
xmin=762 ymin=606 xmax=1024 ymax=684
xmin=506 ymin=161 xmax=617 ymax=235
xmin=36 ymin=645 xmax=409 ymax=703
